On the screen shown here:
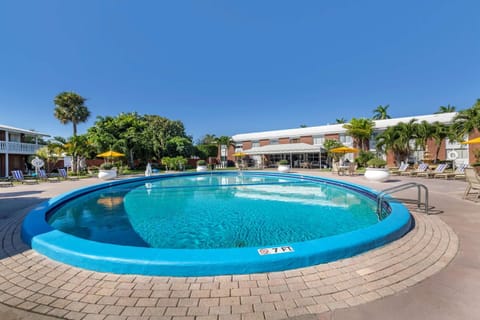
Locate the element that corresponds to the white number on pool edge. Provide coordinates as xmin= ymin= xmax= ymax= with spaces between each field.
xmin=257 ymin=246 xmax=294 ymax=255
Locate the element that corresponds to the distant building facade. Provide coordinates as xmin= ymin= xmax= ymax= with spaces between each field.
xmin=0 ymin=125 xmax=49 ymax=177
xmin=222 ymin=112 xmax=479 ymax=168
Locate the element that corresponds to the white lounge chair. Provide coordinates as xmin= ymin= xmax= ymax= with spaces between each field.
xmin=417 ymin=163 xmax=448 ymax=178
xmin=434 ymin=163 xmax=467 ymax=180
xmin=463 ymin=168 xmax=480 ymax=201
xmin=390 ymin=163 xmax=409 ymax=175
xmin=400 ymin=163 xmax=428 ymax=176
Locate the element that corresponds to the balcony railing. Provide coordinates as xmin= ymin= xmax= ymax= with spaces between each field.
xmin=0 ymin=141 xmax=43 ymax=154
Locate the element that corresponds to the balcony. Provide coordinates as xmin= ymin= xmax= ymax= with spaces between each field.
xmin=0 ymin=141 xmax=43 ymax=155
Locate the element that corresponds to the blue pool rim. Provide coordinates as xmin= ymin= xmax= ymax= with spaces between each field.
xmin=21 ymin=171 xmax=413 ymax=277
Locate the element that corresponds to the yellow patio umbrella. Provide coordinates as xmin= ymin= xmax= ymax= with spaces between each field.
xmin=329 ymin=146 xmax=359 ymax=154
xmin=97 ymin=150 xmax=125 ymax=158
xmin=461 ymin=137 xmax=480 ymax=144
xmin=233 ymin=152 xmax=247 ymax=157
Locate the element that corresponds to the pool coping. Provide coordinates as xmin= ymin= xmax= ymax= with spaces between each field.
xmin=21 ymin=172 xmax=413 ymax=277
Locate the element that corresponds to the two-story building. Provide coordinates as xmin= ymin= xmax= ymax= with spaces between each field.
xmin=225 ymin=112 xmax=479 ymax=168
xmin=0 ymin=124 xmax=50 ymax=177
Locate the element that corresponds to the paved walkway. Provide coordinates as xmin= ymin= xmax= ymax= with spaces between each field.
xmin=0 ymin=172 xmax=478 ymax=320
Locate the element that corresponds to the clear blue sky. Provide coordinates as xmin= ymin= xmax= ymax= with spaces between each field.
xmin=1 ymin=0 xmax=479 ymax=142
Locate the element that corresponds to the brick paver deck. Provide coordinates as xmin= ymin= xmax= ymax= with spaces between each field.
xmin=0 ymin=174 xmax=460 ymax=320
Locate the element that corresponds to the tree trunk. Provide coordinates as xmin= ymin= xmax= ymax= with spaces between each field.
xmin=129 ymin=149 xmax=134 ymax=169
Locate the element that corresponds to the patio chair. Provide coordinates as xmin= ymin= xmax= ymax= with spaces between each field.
xmin=347 ymin=163 xmax=357 ymax=176
xmin=434 ymin=163 xmax=468 ymax=180
xmin=58 ymin=168 xmax=79 ymax=181
xmin=463 ymin=168 xmax=480 ymax=201
xmin=390 ymin=163 xmax=409 ymax=175
xmin=417 ymin=163 xmax=447 ymax=178
xmin=38 ymin=169 xmax=61 ymax=182
xmin=400 ymin=163 xmax=428 ymax=176
xmin=11 ymin=170 xmax=38 ymax=184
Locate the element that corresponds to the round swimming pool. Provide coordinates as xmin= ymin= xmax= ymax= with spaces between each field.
xmin=22 ymin=172 xmax=412 ymax=276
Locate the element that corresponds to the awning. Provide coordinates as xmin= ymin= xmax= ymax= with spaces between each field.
xmin=244 ymin=143 xmax=322 ymax=155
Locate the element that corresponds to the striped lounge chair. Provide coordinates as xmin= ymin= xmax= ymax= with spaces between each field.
xmin=58 ymin=168 xmax=79 ymax=181
xmin=11 ymin=170 xmax=38 ymax=184
xmin=434 ymin=163 xmax=468 ymax=180
xmin=400 ymin=163 xmax=428 ymax=176
xmin=417 ymin=163 xmax=448 ymax=178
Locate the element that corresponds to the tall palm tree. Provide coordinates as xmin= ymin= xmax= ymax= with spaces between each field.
xmin=372 ymin=104 xmax=391 ymax=120
xmin=54 ymin=92 xmax=90 ymax=137
xmin=435 ymin=104 xmax=456 ymax=114
xmin=430 ymin=122 xmax=450 ymax=161
xmin=199 ymin=134 xmax=217 ymax=145
xmin=376 ymin=119 xmax=417 ymax=165
xmin=343 ymin=118 xmax=374 ymax=151
xmin=215 ymin=136 xmax=233 ymax=165
xmin=335 ymin=118 xmax=347 ymax=124
xmin=414 ymin=120 xmax=434 ymax=152
xmin=451 ymin=99 xmax=480 ymax=140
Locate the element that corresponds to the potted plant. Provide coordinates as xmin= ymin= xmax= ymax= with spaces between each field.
xmin=196 ymin=159 xmax=208 ymax=172
xmin=98 ymin=163 xmax=117 ymax=180
xmin=364 ymin=158 xmax=390 ymax=182
xmin=277 ymin=159 xmax=291 ymax=173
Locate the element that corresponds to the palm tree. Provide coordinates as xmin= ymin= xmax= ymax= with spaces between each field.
xmin=435 ymin=104 xmax=456 ymax=114
xmin=343 ymin=118 xmax=375 ymax=151
xmin=215 ymin=136 xmax=234 ymax=165
xmin=414 ymin=121 xmax=434 ymax=151
xmin=335 ymin=118 xmax=347 ymax=124
xmin=430 ymin=122 xmax=450 ymax=161
xmin=372 ymin=105 xmax=391 ymax=120
xmin=376 ymin=119 xmax=417 ymax=165
xmin=215 ymin=136 xmax=232 ymax=147
xmin=199 ymin=134 xmax=217 ymax=145
xmin=451 ymin=99 xmax=480 ymax=140
xmin=54 ymin=92 xmax=90 ymax=137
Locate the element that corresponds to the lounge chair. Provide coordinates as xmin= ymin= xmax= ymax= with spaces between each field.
xmin=38 ymin=169 xmax=60 ymax=182
xmin=11 ymin=170 xmax=38 ymax=184
xmin=434 ymin=163 xmax=468 ymax=180
xmin=400 ymin=163 xmax=428 ymax=176
xmin=417 ymin=163 xmax=448 ymax=178
xmin=463 ymin=168 xmax=480 ymax=201
xmin=390 ymin=163 xmax=409 ymax=175
xmin=347 ymin=163 xmax=357 ymax=176
xmin=58 ymin=168 xmax=79 ymax=181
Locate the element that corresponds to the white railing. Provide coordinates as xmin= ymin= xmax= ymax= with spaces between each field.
xmin=0 ymin=141 xmax=43 ymax=154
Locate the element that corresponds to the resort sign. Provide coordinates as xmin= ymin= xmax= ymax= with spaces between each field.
xmin=31 ymin=156 xmax=44 ymax=169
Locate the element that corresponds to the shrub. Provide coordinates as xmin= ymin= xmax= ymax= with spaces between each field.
xmin=88 ymin=166 xmax=99 ymax=173
xmin=367 ymin=158 xmax=387 ymax=168
xmin=197 ymin=160 xmax=207 ymax=166
xmin=355 ymin=150 xmax=375 ymax=168
xmin=278 ymin=160 xmax=289 ymax=165
xmin=100 ymin=163 xmax=114 ymax=170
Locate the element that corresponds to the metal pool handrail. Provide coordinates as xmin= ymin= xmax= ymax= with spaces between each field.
xmin=377 ymin=182 xmax=429 ymax=216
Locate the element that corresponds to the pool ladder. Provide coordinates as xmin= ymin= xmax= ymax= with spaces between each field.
xmin=377 ymin=182 xmax=429 ymax=217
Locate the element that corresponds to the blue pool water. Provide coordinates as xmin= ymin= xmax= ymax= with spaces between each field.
xmin=23 ymin=172 xmax=413 ymax=276
xmin=48 ymin=174 xmax=378 ymax=249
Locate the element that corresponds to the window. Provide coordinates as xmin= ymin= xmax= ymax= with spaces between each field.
xmin=339 ymin=134 xmax=352 ymax=145
xmin=252 ymin=141 xmax=260 ymax=148
xmin=313 ymin=135 xmax=325 ymax=145
xmin=270 ymin=139 xmax=279 ymax=145
xmin=290 ymin=138 xmax=300 ymax=143
xmin=8 ymin=133 xmax=21 ymax=142
xmin=235 ymin=143 xmax=243 ymax=153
